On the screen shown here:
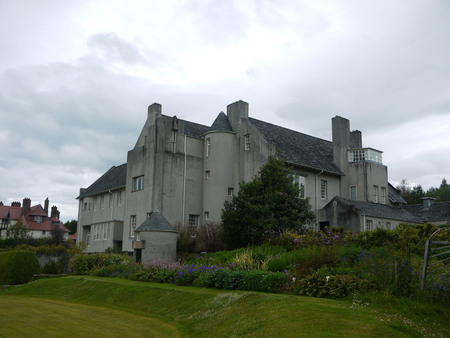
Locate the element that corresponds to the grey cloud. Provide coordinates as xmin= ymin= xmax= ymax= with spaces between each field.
xmin=87 ymin=32 xmax=147 ymax=65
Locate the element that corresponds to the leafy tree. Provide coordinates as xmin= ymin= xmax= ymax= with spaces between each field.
xmin=6 ymin=219 xmax=28 ymax=241
xmin=398 ymin=178 xmax=450 ymax=204
xmin=221 ymin=155 xmax=315 ymax=248
xmin=64 ymin=219 xmax=78 ymax=234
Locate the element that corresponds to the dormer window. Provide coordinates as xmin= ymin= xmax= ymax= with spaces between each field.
xmin=34 ymin=215 xmax=42 ymax=224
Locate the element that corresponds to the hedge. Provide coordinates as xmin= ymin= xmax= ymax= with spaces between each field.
xmin=0 ymin=251 xmax=41 ymax=285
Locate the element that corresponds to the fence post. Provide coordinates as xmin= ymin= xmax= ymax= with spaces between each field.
xmin=421 ymin=239 xmax=430 ymax=290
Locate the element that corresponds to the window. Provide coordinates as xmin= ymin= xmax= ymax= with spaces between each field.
xmin=171 ymin=131 xmax=176 ymax=153
xmin=147 ymin=212 xmax=151 ymax=219
xmin=42 ymin=230 xmax=46 ymax=236
xmin=206 ymin=138 xmax=211 ymax=157
xmin=100 ymin=195 xmax=104 ymax=209
xmin=386 ymin=222 xmax=391 ymax=230
xmin=320 ymin=180 xmax=327 ymax=200
xmin=130 ymin=215 xmax=137 ymax=238
xmin=132 ymin=176 xmax=144 ymax=192
xmin=109 ymin=194 xmax=113 ymax=208
xmin=92 ymin=223 xmax=111 ymax=241
xmin=380 ymin=187 xmax=386 ymax=204
xmin=349 ymin=185 xmax=357 ymax=200
xmin=228 ymin=187 xmax=234 ymax=196
xmin=94 ymin=197 xmax=97 ymax=211
xmin=291 ymin=174 xmax=306 ymax=198
xmin=204 ymin=212 xmax=209 ymax=221
xmin=373 ymin=185 xmax=379 ymax=203
xmin=205 ymin=170 xmax=210 ymax=180
xmin=34 ymin=216 xmax=42 ymax=223
xmin=188 ymin=214 xmax=200 ymax=226
xmin=117 ymin=191 xmax=122 ymax=206
xmin=244 ymin=134 xmax=250 ymax=150
xmin=365 ymin=219 xmax=373 ymax=231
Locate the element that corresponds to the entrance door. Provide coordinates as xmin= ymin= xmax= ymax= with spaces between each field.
xmin=134 ymin=249 xmax=142 ymax=263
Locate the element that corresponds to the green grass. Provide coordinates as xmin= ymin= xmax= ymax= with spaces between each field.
xmin=1 ymin=276 xmax=448 ymax=337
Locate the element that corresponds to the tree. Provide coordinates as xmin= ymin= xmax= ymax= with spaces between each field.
xmin=6 ymin=219 xmax=28 ymax=241
xmin=221 ymin=155 xmax=315 ymax=248
xmin=64 ymin=219 xmax=78 ymax=234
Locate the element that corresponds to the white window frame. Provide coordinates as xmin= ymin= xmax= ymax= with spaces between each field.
xmin=228 ymin=187 xmax=234 ymax=196
xmin=244 ymin=134 xmax=250 ymax=150
xmin=130 ymin=215 xmax=137 ymax=238
xmin=206 ymin=138 xmax=211 ymax=157
xmin=117 ymin=191 xmax=122 ymax=206
xmin=320 ymin=180 xmax=327 ymax=200
xmin=204 ymin=212 xmax=209 ymax=221
xmin=205 ymin=170 xmax=210 ymax=180
xmin=132 ymin=176 xmax=144 ymax=192
xmin=291 ymin=174 xmax=306 ymax=198
xmin=349 ymin=185 xmax=357 ymax=200
xmin=381 ymin=187 xmax=386 ymax=204
xmin=373 ymin=185 xmax=379 ymax=203
xmin=188 ymin=214 xmax=200 ymax=226
xmin=171 ymin=131 xmax=177 ymax=153
xmin=365 ymin=219 xmax=373 ymax=231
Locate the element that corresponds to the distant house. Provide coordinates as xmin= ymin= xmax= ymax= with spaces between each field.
xmin=77 ymin=100 xmax=415 ymax=259
xmin=0 ymin=198 xmax=69 ymax=240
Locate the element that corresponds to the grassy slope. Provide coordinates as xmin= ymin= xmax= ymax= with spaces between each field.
xmin=1 ymin=276 xmax=448 ymax=337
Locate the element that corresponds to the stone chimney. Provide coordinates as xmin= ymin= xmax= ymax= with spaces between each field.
xmin=22 ymin=198 xmax=31 ymax=216
xmin=11 ymin=201 xmax=21 ymax=207
xmin=422 ymin=197 xmax=436 ymax=210
xmin=44 ymin=198 xmax=49 ymax=215
xmin=51 ymin=205 xmax=58 ymax=218
xmin=227 ymin=100 xmax=249 ymax=131
xmin=0 ymin=201 xmax=3 ymax=206
xmin=147 ymin=102 xmax=162 ymax=125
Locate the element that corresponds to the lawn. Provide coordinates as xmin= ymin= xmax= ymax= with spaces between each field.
xmin=1 ymin=276 xmax=448 ymax=337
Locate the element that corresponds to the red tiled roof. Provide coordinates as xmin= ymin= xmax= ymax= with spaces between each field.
xmin=28 ymin=205 xmax=48 ymax=217
xmin=23 ymin=216 xmax=70 ymax=233
xmin=0 ymin=205 xmax=22 ymax=220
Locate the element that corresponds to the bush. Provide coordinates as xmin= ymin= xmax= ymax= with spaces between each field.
xmin=0 ymin=251 xmax=41 ymax=285
xmin=195 ymin=269 xmax=245 ymax=290
xmin=296 ymin=271 xmax=373 ymax=298
xmin=174 ymin=264 xmax=218 ymax=286
xmin=291 ymin=246 xmax=338 ymax=279
xmin=239 ymin=270 xmax=287 ymax=293
xmin=69 ymin=253 xmax=132 ymax=275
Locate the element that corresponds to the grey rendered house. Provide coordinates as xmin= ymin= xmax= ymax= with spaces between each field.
xmin=76 ymin=100 xmax=413 ymax=257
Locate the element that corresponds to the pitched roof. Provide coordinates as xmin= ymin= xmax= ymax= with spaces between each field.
xmin=23 ymin=215 xmax=69 ymax=232
xmin=28 ymin=205 xmax=47 ymax=217
xmin=181 ymin=119 xmax=211 ymax=138
xmin=249 ymin=118 xmax=343 ymax=175
xmin=78 ymin=163 xmax=127 ymax=199
xmin=0 ymin=205 xmax=22 ymax=220
xmin=403 ymin=201 xmax=450 ymax=223
xmin=209 ymin=112 xmax=234 ymax=132
xmin=135 ymin=210 xmax=176 ymax=233
xmin=331 ymin=196 xmax=423 ymax=223
xmin=388 ymin=183 xmax=407 ymax=205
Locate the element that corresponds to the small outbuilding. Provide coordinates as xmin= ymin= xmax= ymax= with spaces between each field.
xmin=132 ymin=210 xmax=177 ymax=263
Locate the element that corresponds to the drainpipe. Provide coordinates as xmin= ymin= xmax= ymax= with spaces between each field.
xmin=182 ymin=135 xmax=187 ymax=226
xmin=315 ymin=170 xmax=324 ymax=229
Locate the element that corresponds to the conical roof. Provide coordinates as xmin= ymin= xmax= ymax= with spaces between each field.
xmin=135 ymin=210 xmax=177 ymax=233
xmin=209 ymin=112 xmax=233 ymax=132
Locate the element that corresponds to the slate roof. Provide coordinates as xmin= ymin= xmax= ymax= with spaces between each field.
xmin=135 ymin=210 xmax=176 ymax=233
xmin=209 ymin=112 xmax=234 ymax=132
xmin=331 ymin=196 xmax=423 ymax=223
xmin=249 ymin=118 xmax=343 ymax=175
xmin=78 ymin=163 xmax=127 ymax=199
xmin=403 ymin=201 xmax=450 ymax=223
xmin=388 ymin=183 xmax=407 ymax=205
xmin=181 ymin=119 xmax=211 ymax=138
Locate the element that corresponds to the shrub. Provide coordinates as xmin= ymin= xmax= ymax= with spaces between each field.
xmin=174 ymin=264 xmax=218 ymax=286
xmin=0 ymin=251 xmax=41 ymax=285
xmin=296 ymin=272 xmax=373 ymax=298
xmin=195 ymin=222 xmax=225 ymax=252
xmin=291 ymin=246 xmax=338 ymax=279
xmin=92 ymin=263 xmax=141 ymax=278
xmin=337 ymin=246 xmax=364 ymax=267
xmin=196 ymin=269 xmax=245 ymax=290
xmin=69 ymin=253 xmax=131 ymax=275
xmin=267 ymin=251 xmax=301 ymax=272
xmin=239 ymin=270 xmax=287 ymax=293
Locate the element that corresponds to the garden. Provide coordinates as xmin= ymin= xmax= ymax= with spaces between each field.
xmin=66 ymin=223 xmax=449 ymax=304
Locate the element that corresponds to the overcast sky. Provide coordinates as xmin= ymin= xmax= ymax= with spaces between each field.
xmin=1 ymin=0 xmax=449 ymax=222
